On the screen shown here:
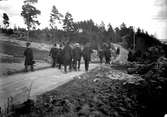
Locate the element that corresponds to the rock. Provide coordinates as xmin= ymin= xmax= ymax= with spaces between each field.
xmin=13 ymin=99 xmax=34 ymax=115
xmin=113 ymin=111 xmax=119 ymax=117
xmin=78 ymin=104 xmax=90 ymax=116
xmin=90 ymin=111 xmax=101 ymax=117
xmin=93 ymin=78 xmax=101 ymax=82
xmin=65 ymin=99 xmax=75 ymax=112
xmin=119 ymin=107 xmax=127 ymax=112
xmin=127 ymin=68 xmax=138 ymax=74
xmin=144 ymin=70 xmax=154 ymax=79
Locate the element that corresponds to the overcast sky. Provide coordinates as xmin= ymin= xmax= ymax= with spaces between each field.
xmin=0 ymin=0 xmax=166 ymax=40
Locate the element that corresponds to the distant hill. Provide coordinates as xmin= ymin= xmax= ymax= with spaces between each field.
xmin=160 ymin=39 xmax=167 ymax=44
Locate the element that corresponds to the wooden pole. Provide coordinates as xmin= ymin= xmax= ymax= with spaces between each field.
xmin=26 ymin=4 xmax=30 ymax=42
xmin=27 ymin=27 xmax=29 ymax=42
xmin=133 ymin=27 xmax=135 ymax=50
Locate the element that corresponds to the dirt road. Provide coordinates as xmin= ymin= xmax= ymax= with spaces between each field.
xmin=0 ymin=64 xmax=98 ymax=108
xmin=0 ymin=33 xmax=129 ymax=109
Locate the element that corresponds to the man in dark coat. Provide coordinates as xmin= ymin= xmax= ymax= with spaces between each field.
xmin=24 ymin=42 xmax=34 ymax=72
xmin=57 ymin=44 xmax=63 ymax=69
xmin=104 ymin=44 xmax=111 ymax=64
xmin=82 ymin=44 xmax=92 ymax=71
xmin=49 ymin=43 xmax=58 ymax=67
xmin=62 ymin=42 xmax=73 ymax=72
xmin=116 ymin=47 xmax=120 ymax=56
xmin=72 ymin=43 xmax=82 ymax=71
xmin=98 ymin=48 xmax=104 ymax=64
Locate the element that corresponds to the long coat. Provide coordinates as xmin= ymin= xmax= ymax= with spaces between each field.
xmin=62 ymin=45 xmax=73 ymax=65
xmin=57 ymin=48 xmax=63 ymax=64
xmin=49 ymin=47 xmax=58 ymax=58
xmin=82 ymin=47 xmax=92 ymax=61
xmin=72 ymin=47 xmax=82 ymax=61
xmin=24 ymin=48 xmax=34 ymax=65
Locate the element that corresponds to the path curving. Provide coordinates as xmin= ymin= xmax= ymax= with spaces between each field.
xmin=0 ymin=64 xmax=98 ymax=108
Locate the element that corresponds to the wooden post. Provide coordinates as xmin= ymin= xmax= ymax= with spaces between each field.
xmin=133 ymin=27 xmax=135 ymax=50
xmin=26 ymin=5 xmax=30 ymax=42
xmin=27 ymin=27 xmax=29 ymax=42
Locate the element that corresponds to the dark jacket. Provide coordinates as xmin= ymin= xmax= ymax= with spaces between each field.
xmin=57 ymin=48 xmax=63 ymax=64
xmin=62 ymin=45 xmax=73 ymax=65
xmin=104 ymin=49 xmax=111 ymax=58
xmin=82 ymin=47 xmax=92 ymax=61
xmin=49 ymin=47 xmax=58 ymax=58
xmin=73 ymin=47 xmax=82 ymax=61
xmin=24 ymin=48 xmax=34 ymax=65
xmin=116 ymin=47 xmax=120 ymax=55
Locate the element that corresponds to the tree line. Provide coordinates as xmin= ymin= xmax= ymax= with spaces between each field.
xmin=0 ymin=0 xmax=163 ymax=50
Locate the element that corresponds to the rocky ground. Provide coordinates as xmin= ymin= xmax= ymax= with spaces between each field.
xmin=5 ymin=56 xmax=167 ymax=117
xmin=3 ymin=65 xmax=143 ymax=117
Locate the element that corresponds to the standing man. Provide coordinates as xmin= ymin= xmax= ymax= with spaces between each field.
xmin=57 ymin=44 xmax=63 ymax=69
xmin=82 ymin=43 xmax=92 ymax=71
xmin=24 ymin=42 xmax=34 ymax=72
xmin=116 ymin=47 xmax=120 ymax=56
xmin=73 ymin=43 xmax=82 ymax=71
xmin=98 ymin=48 xmax=104 ymax=64
xmin=49 ymin=43 xmax=58 ymax=67
xmin=62 ymin=42 xmax=73 ymax=72
xmin=104 ymin=44 xmax=111 ymax=64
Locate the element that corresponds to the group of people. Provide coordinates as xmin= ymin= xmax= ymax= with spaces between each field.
xmin=49 ymin=42 xmax=92 ymax=72
xmin=24 ymin=42 xmax=92 ymax=73
xmin=98 ymin=43 xmax=120 ymax=64
xmin=24 ymin=41 xmax=120 ymax=73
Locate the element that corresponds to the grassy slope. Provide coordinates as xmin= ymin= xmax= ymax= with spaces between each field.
xmin=0 ymin=40 xmax=49 ymax=62
xmin=0 ymin=39 xmax=50 ymax=75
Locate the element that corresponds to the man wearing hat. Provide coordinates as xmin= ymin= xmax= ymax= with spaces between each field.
xmin=57 ymin=44 xmax=63 ymax=69
xmin=24 ymin=42 xmax=34 ymax=72
xmin=62 ymin=41 xmax=73 ymax=72
xmin=49 ymin=43 xmax=58 ymax=67
xmin=98 ymin=47 xmax=104 ymax=64
xmin=82 ymin=43 xmax=92 ymax=71
xmin=72 ymin=43 xmax=82 ymax=71
xmin=103 ymin=43 xmax=111 ymax=64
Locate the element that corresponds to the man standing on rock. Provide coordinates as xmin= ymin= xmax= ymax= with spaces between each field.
xmin=24 ymin=42 xmax=34 ymax=72
xmin=82 ymin=43 xmax=92 ymax=71
xmin=49 ymin=43 xmax=58 ymax=67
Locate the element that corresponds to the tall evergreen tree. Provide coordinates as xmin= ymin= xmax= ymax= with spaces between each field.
xmin=21 ymin=0 xmax=41 ymax=41
xmin=63 ymin=12 xmax=74 ymax=32
xmin=49 ymin=5 xmax=63 ymax=29
xmin=99 ymin=21 xmax=106 ymax=32
xmin=3 ymin=13 xmax=9 ymax=28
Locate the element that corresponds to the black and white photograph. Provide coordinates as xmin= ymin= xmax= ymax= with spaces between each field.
xmin=0 ymin=0 xmax=167 ymax=116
